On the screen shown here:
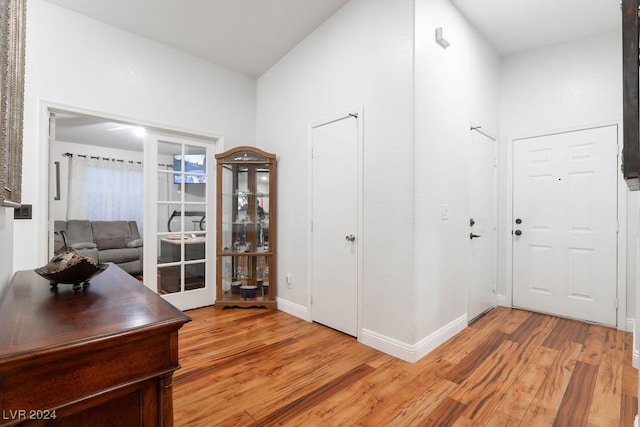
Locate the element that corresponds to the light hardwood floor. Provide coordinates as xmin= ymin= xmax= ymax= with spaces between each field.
xmin=173 ymin=306 xmax=638 ymax=426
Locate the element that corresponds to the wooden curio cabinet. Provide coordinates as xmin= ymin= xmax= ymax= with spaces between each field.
xmin=216 ymin=146 xmax=276 ymax=309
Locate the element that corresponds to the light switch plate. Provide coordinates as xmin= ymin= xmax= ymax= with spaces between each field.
xmin=441 ymin=204 xmax=449 ymax=220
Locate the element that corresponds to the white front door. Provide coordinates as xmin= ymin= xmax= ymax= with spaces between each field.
xmin=512 ymin=126 xmax=618 ymax=326
xmin=310 ymin=113 xmax=360 ymax=337
xmin=143 ymin=132 xmax=217 ymax=311
xmin=467 ymin=129 xmax=497 ymax=322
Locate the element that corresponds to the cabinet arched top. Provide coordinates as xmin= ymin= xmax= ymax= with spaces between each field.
xmin=216 ymin=146 xmax=276 ymax=163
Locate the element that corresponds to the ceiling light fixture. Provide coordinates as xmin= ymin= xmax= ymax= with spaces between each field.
xmin=132 ymin=126 xmax=146 ymax=138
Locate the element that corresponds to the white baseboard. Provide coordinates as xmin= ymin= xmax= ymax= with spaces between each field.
xmin=275 ymin=297 xmax=311 ymax=321
xmin=360 ymin=314 xmax=467 ymax=363
xmin=632 ymin=318 xmax=639 ymax=370
xmin=496 ymin=294 xmax=508 ymax=307
xmin=274 ymin=297 xmax=468 ymax=360
xmin=275 ymin=299 xmax=466 ymax=363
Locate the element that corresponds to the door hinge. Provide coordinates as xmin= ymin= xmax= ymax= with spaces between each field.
xmin=310 ymin=221 xmax=313 ymax=232
xmin=615 ymin=297 xmax=619 ymax=309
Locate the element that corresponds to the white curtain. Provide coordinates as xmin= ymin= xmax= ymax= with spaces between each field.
xmin=67 ymin=156 xmax=144 ymax=232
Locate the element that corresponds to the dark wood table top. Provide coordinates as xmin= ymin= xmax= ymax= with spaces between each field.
xmin=0 ymin=263 xmax=191 ymax=363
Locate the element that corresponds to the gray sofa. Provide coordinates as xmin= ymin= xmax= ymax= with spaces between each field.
xmin=54 ymin=220 xmax=143 ymax=275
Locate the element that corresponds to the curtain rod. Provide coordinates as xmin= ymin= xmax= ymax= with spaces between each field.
xmin=63 ymin=152 xmax=143 ymax=165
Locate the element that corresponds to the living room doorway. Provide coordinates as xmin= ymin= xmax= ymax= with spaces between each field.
xmin=47 ymin=107 xmax=220 ymax=310
xmin=48 ymin=111 xmax=145 ymax=265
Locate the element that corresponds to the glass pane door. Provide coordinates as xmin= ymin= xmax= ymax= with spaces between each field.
xmin=143 ymin=133 xmax=216 ymax=310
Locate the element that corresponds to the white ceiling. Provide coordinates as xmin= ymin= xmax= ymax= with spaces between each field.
xmin=54 ymin=113 xmax=147 ymax=152
xmin=451 ymin=0 xmax=621 ymax=56
xmin=43 ymin=0 xmax=350 ymax=78
xmin=44 ymin=0 xmax=622 ymax=78
xmin=47 ymin=0 xmax=622 ymax=151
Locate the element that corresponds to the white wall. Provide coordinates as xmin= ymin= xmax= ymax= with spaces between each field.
xmin=414 ymin=0 xmax=500 ymax=341
xmin=498 ymin=31 xmax=632 ymax=322
xmin=15 ymin=0 xmax=256 ymax=271
xmin=257 ymin=0 xmax=417 ymax=344
xmin=0 ymin=208 xmax=13 ymax=295
xmin=500 ymin=31 xmax=621 ymax=137
xmin=257 ymin=0 xmax=500 ymax=358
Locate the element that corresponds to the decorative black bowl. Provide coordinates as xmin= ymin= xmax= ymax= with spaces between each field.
xmin=35 ymin=259 xmax=108 ymax=291
xmin=240 ymin=285 xmax=257 ymax=299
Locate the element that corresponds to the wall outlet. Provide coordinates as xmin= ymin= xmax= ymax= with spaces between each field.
xmin=286 ymin=274 xmax=292 ymax=289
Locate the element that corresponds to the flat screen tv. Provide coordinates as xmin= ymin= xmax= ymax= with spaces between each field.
xmin=173 ymin=154 xmax=206 ymax=184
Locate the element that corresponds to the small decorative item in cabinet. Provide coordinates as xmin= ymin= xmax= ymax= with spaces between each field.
xmin=216 ymin=146 xmax=276 ymax=309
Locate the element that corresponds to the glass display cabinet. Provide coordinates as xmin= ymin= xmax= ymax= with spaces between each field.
xmin=216 ymin=146 xmax=276 ymax=309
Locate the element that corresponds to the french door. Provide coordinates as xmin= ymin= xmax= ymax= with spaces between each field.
xmin=143 ymin=133 xmax=217 ymax=310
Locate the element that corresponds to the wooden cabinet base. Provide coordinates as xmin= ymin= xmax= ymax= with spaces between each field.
xmin=215 ymin=299 xmax=276 ymax=309
xmin=0 ymin=264 xmax=191 ymax=427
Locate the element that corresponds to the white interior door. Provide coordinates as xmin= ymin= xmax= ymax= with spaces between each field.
xmin=311 ymin=114 xmax=359 ymax=337
xmin=467 ymin=128 xmax=497 ymax=322
xmin=512 ymin=126 xmax=618 ymax=326
xmin=143 ymin=133 xmax=216 ymax=311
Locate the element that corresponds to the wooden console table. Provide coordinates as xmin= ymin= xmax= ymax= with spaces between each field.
xmin=0 ymin=264 xmax=191 ymax=426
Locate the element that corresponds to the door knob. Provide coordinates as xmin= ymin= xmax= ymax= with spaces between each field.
xmin=345 ymin=234 xmax=356 ymax=242
xmin=470 ymin=218 xmax=475 ymax=227
xmin=470 ymin=233 xmax=481 ymax=239
xmin=515 ymin=218 xmax=522 ymax=224
xmin=514 ymin=230 xmax=522 ymax=236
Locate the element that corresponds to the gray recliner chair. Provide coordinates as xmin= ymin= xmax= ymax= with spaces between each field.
xmin=54 ymin=220 xmax=143 ymax=275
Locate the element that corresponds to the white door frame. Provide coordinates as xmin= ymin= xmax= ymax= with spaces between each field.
xmin=504 ymin=122 xmax=627 ymax=330
xmin=307 ymin=106 xmax=364 ymax=338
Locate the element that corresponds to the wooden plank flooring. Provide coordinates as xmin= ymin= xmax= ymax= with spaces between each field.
xmin=173 ymin=306 xmax=638 ymax=426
